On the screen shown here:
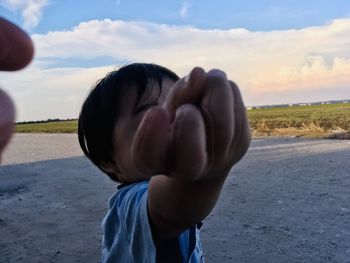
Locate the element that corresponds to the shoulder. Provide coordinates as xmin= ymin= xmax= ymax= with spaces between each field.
xmin=107 ymin=180 xmax=150 ymax=231
xmin=109 ymin=180 xmax=149 ymax=209
xmin=102 ymin=180 xmax=156 ymax=262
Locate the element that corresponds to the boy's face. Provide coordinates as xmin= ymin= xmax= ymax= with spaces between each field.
xmin=110 ymin=78 xmax=174 ymax=182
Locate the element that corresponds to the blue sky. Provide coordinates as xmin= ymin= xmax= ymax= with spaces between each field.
xmin=2 ymin=0 xmax=350 ymax=33
xmin=0 ymin=0 xmax=350 ymax=121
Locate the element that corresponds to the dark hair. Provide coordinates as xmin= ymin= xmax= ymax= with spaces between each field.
xmin=78 ymin=63 xmax=179 ymax=182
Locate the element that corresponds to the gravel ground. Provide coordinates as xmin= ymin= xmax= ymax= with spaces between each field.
xmin=0 ymin=134 xmax=349 ymax=263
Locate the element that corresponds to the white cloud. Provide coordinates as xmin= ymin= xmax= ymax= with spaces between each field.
xmin=2 ymin=17 xmax=350 ymax=120
xmin=0 ymin=66 xmax=115 ymax=121
xmin=251 ymin=56 xmax=350 ymax=92
xmin=0 ymin=0 xmax=49 ymax=28
xmin=32 ymin=18 xmax=350 ymax=87
xmin=180 ymin=1 xmax=190 ymax=18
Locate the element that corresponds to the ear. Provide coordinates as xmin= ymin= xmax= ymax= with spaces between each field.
xmin=100 ymin=160 xmax=121 ymax=175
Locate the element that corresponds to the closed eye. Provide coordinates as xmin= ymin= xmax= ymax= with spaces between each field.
xmin=133 ymin=102 xmax=159 ymax=115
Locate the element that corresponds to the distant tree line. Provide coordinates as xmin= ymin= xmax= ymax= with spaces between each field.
xmin=16 ymin=118 xmax=77 ymax=124
xmin=247 ymin=99 xmax=349 ymax=110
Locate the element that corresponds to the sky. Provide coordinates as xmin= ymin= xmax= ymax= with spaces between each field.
xmin=0 ymin=0 xmax=350 ymax=121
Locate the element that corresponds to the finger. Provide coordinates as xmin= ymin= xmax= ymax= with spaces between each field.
xmin=163 ymin=67 xmax=206 ymax=120
xmin=201 ymin=70 xmax=234 ymax=166
xmin=170 ymin=104 xmax=207 ymax=181
xmin=0 ymin=89 xmax=15 ymax=159
xmin=0 ymin=18 xmax=34 ymax=71
xmin=228 ymin=81 xmax=251 ymax=164
xmin=132 ymin=106 xmax=171 ymax=174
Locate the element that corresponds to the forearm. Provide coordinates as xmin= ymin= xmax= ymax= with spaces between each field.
xmin=148 ymin=169 xmax=229 ymax=238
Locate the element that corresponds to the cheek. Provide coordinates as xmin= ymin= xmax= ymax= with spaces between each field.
xmin=114 ymin=116 xmax=143 ymax=176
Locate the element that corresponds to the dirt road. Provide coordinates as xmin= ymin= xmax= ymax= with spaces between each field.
xmin=1 ymin=134 xmax=349 ymax=263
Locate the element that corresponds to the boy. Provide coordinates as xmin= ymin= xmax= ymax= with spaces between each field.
xmin=78 ymin=63 xmax=251 ymax=262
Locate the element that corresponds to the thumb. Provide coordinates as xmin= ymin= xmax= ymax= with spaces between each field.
xmin=131 ymin=106 xmax=171 ymax=174
xmin=169 ymin=104 xmax=207 ymax=181
xmin=0 ymin=18 xmax=34 ymax=71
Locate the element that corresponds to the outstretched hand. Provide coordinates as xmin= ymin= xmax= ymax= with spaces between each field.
xmin=0 ymin=18 xmax=34 ymax=160
xmin=132 ymin=67 xmax=251 ymax=180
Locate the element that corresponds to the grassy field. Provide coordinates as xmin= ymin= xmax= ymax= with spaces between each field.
xmin=16 ymin=120 xmax=77 ymax=133
xmin=248 ymin=103 xmax=350 ymax=138
xmin=15 ymin=103 xmax=350 ymax=139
